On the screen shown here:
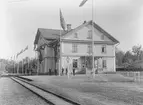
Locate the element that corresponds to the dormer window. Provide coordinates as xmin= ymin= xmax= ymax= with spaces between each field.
xmin=87 ymin=30 xmax=92 ymax=39
xmin=74 ymin=33 xmax=78 ymax=38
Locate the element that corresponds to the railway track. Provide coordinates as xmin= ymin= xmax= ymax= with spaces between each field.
xmin=11 ymin=77 xmax=80 ymax=105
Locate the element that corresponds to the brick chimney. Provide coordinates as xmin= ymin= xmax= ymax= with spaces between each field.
xmin=67 ymin=24 xmax=71 ymax=31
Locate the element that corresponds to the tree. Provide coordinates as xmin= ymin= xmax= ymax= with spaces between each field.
xmin=115 ymin=48 xmax=124 ymax=66
xmin=28 ymin=58 xmax=37 ymax=74
xmin=132 ymin=45 xmax=142 ymax=60
xmin=122 ymin=51 xmax=133 ymax=64
xmin=140 ymin=50 xmax=143 ymax=60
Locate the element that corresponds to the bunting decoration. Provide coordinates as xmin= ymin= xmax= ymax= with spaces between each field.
xmin=16 ymin=45 xmax=28 ymax=58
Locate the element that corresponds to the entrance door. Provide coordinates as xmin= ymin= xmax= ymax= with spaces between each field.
xmin=73 ymin=59 xmax=78 ymax=69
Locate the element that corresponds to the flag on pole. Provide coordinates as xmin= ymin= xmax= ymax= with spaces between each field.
xmin=60 ymin=9 xmax=66 ymax=31
xmin=20 ymin=49 xmax=23 ymax=54
xmin=25 ymin=45 xmax=28 ymax=50
xmin=24 ymin=45 xmax=28 ymax=52
xmin=16 ymin=53 xmax=19 ymax=58
xmin=79 ymin=0 xmax=88 ymax=7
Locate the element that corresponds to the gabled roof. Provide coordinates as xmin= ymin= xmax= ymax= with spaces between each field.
xmin=91 ymin=21 xmax=119 ymax=43
xmin=34 ymin=28 xmax=67 ymax=44
xmin=62 ymin=20 xmax=119 ymax=44
xmin=39 ymin=28 xmax=65 ymax=39
xmin=34 ymin=20 xmax=119 ymax=45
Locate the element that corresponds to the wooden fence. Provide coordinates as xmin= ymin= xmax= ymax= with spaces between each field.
xmin=116 ymin=68 xmax=143 ymax=82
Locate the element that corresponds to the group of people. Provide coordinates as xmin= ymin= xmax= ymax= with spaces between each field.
xmin=48 ymin=68 xmax=57 ymax=75
xmin=47 ymin=67 xmax=77 ymax=76
xmin=61 ymin=68 xmax=75 ymax=76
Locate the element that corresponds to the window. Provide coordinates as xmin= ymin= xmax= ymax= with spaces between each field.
xmin=87 ymin=30 xmax=92 ymax=39
xmin=87 ymin=44 xmax=92 ymax=54
xmin=74 ymin=33 xmax=78 ymax=38
xmin=101 ymin=34 xmax=104 ymax=40
xmin=72 ymin=43 xmax=78 ymax=53
xmin=101 ymin=45 xmax=106 ymax=53
xmin=102 ymin=60 xmax=107 ymax=68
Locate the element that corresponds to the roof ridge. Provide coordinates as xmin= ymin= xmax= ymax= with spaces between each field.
xmin=38 ymin=28 xmax=62 ymax=31
xmin=35 ymin=20 xmax=119 ymax=45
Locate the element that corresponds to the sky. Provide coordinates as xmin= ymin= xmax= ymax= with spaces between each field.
xmin=0 ymin=0 xmax=143 ymax=60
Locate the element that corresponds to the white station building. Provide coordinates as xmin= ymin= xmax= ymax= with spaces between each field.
xmin=34 ymin=20 xmax=119 ymax=74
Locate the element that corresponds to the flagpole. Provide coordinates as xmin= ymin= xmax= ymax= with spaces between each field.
xmin=17 ymin=55 xmax=19 ymax=74
xmin=13 ymin=56 xmax=14 ymax=74
xmin=35 ymin=51 xmax=38 ymax=75
xmin=59 ymin=9 xmax=66 ymax=77
xmin=16 ymin=55 xmax=18 ymax=74
xmin=91 ymin=0 xmax=95 ymax=78
xmin=59 ymin=9 xmax=63 ymax=77
xmin=79 ymin=0 xmax=95 ymax=77
xmin=17 ymin=61 xmax=19 ymax=74
xmin=14 ymin=56 xmax=15 ymax=74
xmin=59 ymin=28 xmax=62 ymax=76
xmin=22 ymin=59 xmax=23 ymax=75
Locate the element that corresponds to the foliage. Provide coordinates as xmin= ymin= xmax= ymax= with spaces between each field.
xmin=116 ymin=45 xmax=143 ymax=67
xmin=115 ymin=48 xmax=124 ymax=66
xmin=132 ymin=45 xmax=142 ymax=60
xmin=122 ymin=51 xmax=133 ymax=64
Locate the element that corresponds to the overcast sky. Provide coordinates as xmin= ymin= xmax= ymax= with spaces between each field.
xmin=0 ymin=0 xmax=143 ymax=60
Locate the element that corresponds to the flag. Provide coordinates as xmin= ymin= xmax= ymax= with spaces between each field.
xmin=60 ymin=9 xmax=66 ymax=31
xmin=25 ymin=45 xmax=28 ymax=50
xmin=79 ymin=0 xmax=88 ymax=7
xmin=24 ymin=45 xmax=28 ymax=52
xmin=16 ymin=53 xmax=19 ymax=58
xmin=20 ymin=49 xmax=23 ymax=54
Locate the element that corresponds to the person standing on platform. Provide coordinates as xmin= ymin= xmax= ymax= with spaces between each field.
xmin=66 ymin=68 xmax=68 ymax=75
xmin=62 ymin=68 xmax=64 ymax=75
xmin=73 ymin=68 xmax=75 ymax=76
xmin=49 ymin=69 xmax=51 ymax=75
xmin=55 ymin=69 xmax=57 ymax=75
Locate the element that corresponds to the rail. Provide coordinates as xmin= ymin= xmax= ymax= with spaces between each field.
xmin=11 ymin=77 xmax=80 ymax=105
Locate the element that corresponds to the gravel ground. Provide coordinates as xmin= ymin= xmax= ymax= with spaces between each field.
xmin=23 ymin=75 xmax=143 ymax=105
xmin=48 ymin=78 xmax=143 ymax=105
xmin=0 ymin=77 xmax=48 ymax=105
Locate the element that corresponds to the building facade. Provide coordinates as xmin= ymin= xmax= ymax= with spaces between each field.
xmin=34 ymin=20 xmax=119 ymax=74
